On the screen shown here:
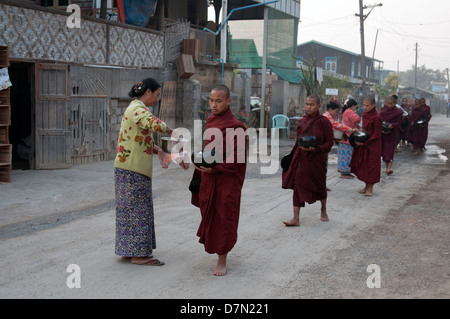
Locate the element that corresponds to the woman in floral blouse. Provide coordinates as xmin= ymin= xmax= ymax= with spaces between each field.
xmin=323 ymin=101 xmax=357 ymax=183
xmin=114 ymin=78 xmax=175 ymax=266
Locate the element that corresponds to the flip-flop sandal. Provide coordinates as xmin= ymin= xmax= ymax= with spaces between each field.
xmin=135 ymin=259 xmax=165 ymax=266
xmin=122 ymin=255 xmax=153 ymax=260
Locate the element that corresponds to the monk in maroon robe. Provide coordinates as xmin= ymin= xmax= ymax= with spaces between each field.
xmin=399 ymin=98 xmax=411 ymax=147
xmin=380 ymin=95 xmax=403 ymax=174
xmin=409 ymin=98 xmax=432 ymax=155
xmin=282 ymin=94 xmax=334 ymax=226
xmin=350 ymin=96 xmax=382 ymax=197
xmin=191 ymin=84 xmax=246 ymax=276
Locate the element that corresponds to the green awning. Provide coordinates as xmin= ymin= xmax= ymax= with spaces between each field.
xmin=228 ymin=39 xmax=262 ymax=69
xmin=268 ymin=65 xmax=304 ymax=84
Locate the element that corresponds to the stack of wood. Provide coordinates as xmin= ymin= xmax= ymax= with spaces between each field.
xmin=0 ymin=46 xmax=11 ymax=183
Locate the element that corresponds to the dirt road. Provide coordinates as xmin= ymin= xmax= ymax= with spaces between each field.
xmin=0 ymin=114 xmax=448 ymax=299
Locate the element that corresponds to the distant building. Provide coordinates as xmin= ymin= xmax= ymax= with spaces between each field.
xmin=296 ymin=40 xmax=382 ymax=85
xmin=429 ymin=81 xmax=447 ymax=94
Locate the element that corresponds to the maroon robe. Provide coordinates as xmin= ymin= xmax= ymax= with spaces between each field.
xmin=409 ymin=105 xmax=431 ymax=149
xmin=400 ymin=103 xmax=411 ymax=140
xmin=380 ymin=105 xmax=403 ymax=162
xmin=191 ymin=107 xmax=247 ymax=255
xmin=350 ymin=108 xmax=382 ymax=184
xmin=282 ymin=112 xmax=334 ymax=206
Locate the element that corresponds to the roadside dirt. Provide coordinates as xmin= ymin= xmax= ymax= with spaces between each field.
xmin=276 ymin=137 xmax=450 ymax=299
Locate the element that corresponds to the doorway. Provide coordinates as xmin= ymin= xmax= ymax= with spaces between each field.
xmin=9 ymin=62 xmax=34 ymax=170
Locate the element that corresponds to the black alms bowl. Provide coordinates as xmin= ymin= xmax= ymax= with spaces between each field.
xmin=349 ymin=131 xmax=369 ymax=147
xmin=382 ymin=121 xmax=392 ymax=132
xmin=191 ymin=149 xmax=217 ymax=168
xmin=298 ymin=136 xmax=317 ymax=148
xmin=416 ymin=118 xmax=426 ymax=126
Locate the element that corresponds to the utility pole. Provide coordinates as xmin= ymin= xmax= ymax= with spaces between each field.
xmin=260 ymin=6 xmax=269 ymax=129
xmin=446 ymin=68 xmax=450 ymax=117
xmin=356 ymin=1 xmax=382 ymax=98
xmin=414 ymin=42 xmax=418 ymax=98
xmin=446 ymin=68 xmax=450 ymax=100
xmin=220 ymin=0 xmax=228 ymax=63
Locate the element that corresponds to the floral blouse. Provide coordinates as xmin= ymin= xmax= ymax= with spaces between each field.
xmin=114 ymin=99 xmax=167 ymax=178
xmin=323 ymin=111 xmax=353 ymax=134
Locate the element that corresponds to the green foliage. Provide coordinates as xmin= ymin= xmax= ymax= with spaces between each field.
xmin=373 ymin=83 xmax=390 ymax=99
xmin=399 ymin=65 xmax=446 ymax=89
xmin=235 ymin=105 xmax=249 ymax=125
xmin=318 ymin=75 xmax=353 ymax=97
xmin=383 ymin=73 xmax=399 ymax=94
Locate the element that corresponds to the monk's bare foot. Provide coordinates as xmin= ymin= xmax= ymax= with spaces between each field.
xmin=365 ymin=190 xmax=373 ymax=197
xmin=320 ymin=208 xmax=329 ymax=221
xmin=214 ymin=263 xmax=226 ymax=276
xmin=387 ymin=170 xmax=393 ymax=175
xmin=214 ymin=255 xmax=227 ymax=276
xmin=283 ymin=219 xmax=300 ymax=226
xmin=359 ymin=188 xmax=367 ymax=194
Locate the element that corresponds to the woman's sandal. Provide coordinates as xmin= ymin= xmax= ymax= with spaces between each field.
xmin=133 ymin=258 xmax=165 ymax=266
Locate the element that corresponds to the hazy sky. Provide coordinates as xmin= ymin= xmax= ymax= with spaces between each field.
xmin=211 ymin=1 xmax=450 ymax=73
xmin=298 ymin=0 xmax=450 ymax=72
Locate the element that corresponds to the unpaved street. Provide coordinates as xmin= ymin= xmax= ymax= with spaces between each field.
xmin=0 ymin=114 xmax=449 ymax=299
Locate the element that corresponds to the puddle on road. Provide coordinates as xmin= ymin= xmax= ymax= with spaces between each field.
xmin=420 ymin=145 xmax=448 ymax=165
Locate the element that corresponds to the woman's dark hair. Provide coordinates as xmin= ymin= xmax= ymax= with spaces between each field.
xmin=342 ymin=98 xmax=357 ymax=113
xmin=326 ymin=100 xmax=340 ymax=111
xmin=128 ymin=78 xmax=161 ymax=98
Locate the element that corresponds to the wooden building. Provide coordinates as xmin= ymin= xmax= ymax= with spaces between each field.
xmin=0 ymin=0 xmax=221 ymax=171
xmin=297 ymin=40 xmax=382 ymax=85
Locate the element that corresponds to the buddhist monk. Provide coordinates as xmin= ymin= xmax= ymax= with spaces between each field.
xmin=282 ymin=94 xmax=334 ymax=226
xmin=409 ymin=98 xmax=432 ymax=155
xmin=380 ymin=95 xmax=403 ymax=175
xmin=399 ymin=97 xmax=411 ymax=147
xmin=191 ymin=84 xmax=247 ymax=276
xmin=350 ymin=96 xmax=382 ymax=197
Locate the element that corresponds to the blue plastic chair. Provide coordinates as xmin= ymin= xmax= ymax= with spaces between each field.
xmin=272 ymin=114 xmax=290 ymax=138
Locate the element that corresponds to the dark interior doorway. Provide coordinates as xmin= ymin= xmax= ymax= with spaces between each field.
xmin=9 ymin=62 xmax=34 ymax=170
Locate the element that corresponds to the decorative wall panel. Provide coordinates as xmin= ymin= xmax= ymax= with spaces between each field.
xmin=0 ymin=3 xmax=164 ymax=68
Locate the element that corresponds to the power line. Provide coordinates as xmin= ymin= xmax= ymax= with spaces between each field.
xmin=376 ymin=18 xmax=450 ymax=26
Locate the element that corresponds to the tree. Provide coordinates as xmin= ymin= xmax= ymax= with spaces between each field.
xmin=384 ymin=73 xmax=399 ymax=94
xmin=373 ymin=73 xmax=398 ymax=101
xmin=399 ymin=65 xmax=444 ymax=89
xmin=373 ymin=83 xmax=390 ymax=100
xmin=319 ymin=75 xmax=353 ymax=99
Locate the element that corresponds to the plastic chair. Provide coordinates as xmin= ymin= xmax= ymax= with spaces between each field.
xmin=272 ymin=114 xmax=290 ymax=139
